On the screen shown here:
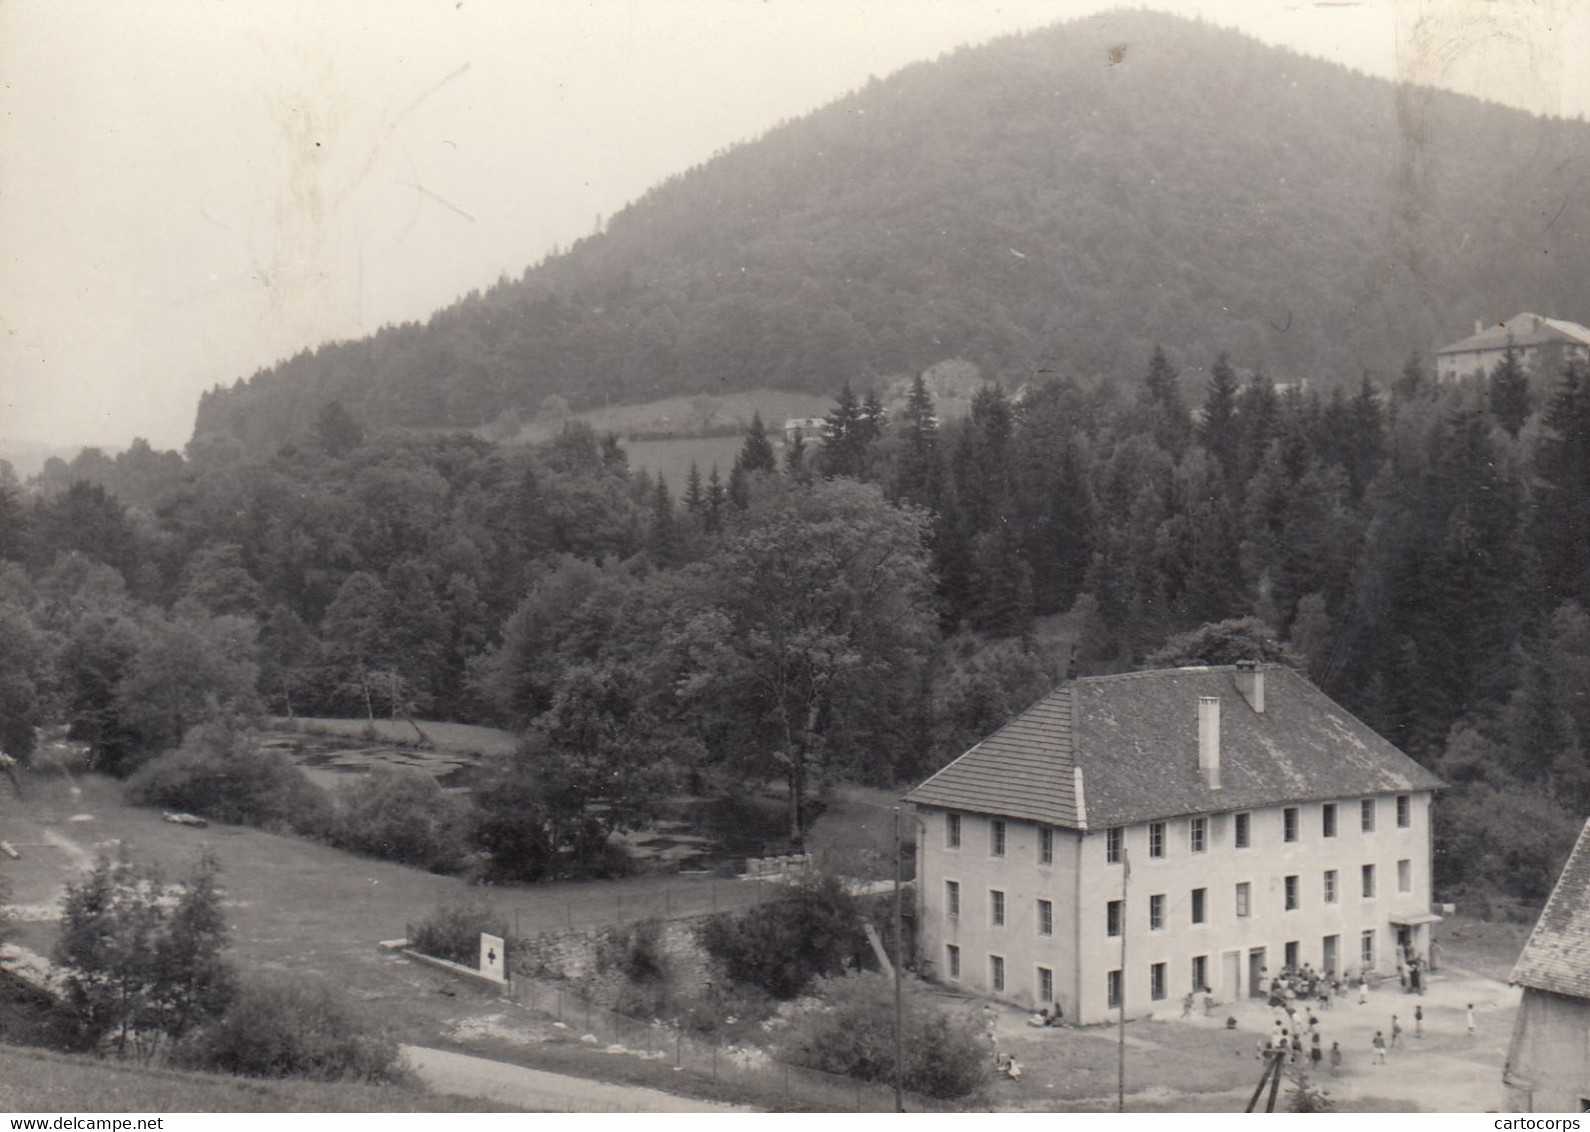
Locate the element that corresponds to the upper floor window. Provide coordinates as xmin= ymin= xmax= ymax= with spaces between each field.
xmin=1037 ymin=898 xmax=1054 ymax=936
xmin=1149 ymin=821 xmax=1167 ymax=859
xmin=946 ymin=813 xmax=962 ymax=849
xmin=946 ymin=880 xmax=961 ymax=919
xmin=1283 ymin=807 xmax=1300 ymax=843
xmin=990 ymin=889 xmax=1006 ymax=927
xmin=990 ymin=820 xmax=1007 ymax=858
xmin=1284 ymin=875 xmax=1299 ymax=911
xmin=1235 ymin=812 xmax=1251 ymax=849
xmin=1324 ymin=869 xmax=1338 ymax=904
xmin=1362 ymin=864 xmax=1377 ymax=899
xmin=1149 ymin=893 xmax=1165 ymax=931
xmin=1106 ymin=827 xmax=1123 ymax=864
xmin=1361 ymin=798 xmax=1377 ymax=833
xmin=1397 ymin=859 xmax=1412 ymax=893
xmin=1189 ymin=816 xmax=1207 ymax=854
xmin=1397 ymin=795 xmax=1411 ymax=828
xmin=1235 ymin=882 xmax=1251 ymax=917
xmin=1322 ymin=803 xmax=1337 ymax=838
xmin=1039 ymin=826 xmax=1054 ymax=866
xmin=1107 ymin=899 xmax=1123 ymax=937
xmin=1191 ymin=887 xmax=1207 ymax=925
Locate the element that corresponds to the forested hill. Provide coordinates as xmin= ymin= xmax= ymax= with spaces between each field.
xmin=192 ymin=10 xmax=1590 ymax=450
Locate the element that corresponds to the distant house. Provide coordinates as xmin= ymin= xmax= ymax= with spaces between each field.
xmin=782 ymin=417 xmax=830 ymax=444
xmin=1504 ymin=819 xmax=1590 ymax=1113
xmin=1436 ymin=313 xmax=1590 ymax=383
xmin=905 ymin=662 xmax=1444 ymax=1024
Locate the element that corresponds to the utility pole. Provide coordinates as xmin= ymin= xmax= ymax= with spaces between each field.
xmin=1118 ymin=846 xmax=1129 ymax=1113
xmin=893 ymin=805 xmax=905 ymax=1113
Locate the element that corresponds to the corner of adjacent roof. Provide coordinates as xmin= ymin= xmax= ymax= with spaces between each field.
xmin=1073 ymin=764 xmax=1087 ymax=830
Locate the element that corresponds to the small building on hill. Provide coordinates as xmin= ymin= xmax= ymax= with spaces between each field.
xmin=904 ymin=662 xmax=1444 ymax=1024
xmin=782 ymin=417 xmax=830 ymax=444
xmin=1436 ymin=313 xmax=1590 ymax=383
xmin=1504 ymin=818 xmax=1590 ymax=1113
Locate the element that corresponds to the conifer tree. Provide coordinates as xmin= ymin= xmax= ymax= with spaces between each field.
xmin=1198 ymin=353 xmax=1241 ymax=476
xmin=893 ymin=372 xmax=942 ymax=508
xmin=1139 ymin=346 xmax=1191 ymax=458
xmin=683 ymin=462 xmax=705 ymax=514
xmin=705 ymin=464 xmax=727 ymax=531
xmin=1487 ymin=340 xmax=1531 ymax=437
xmin=784 ymin=427 xmax=811 ymax=482
xmin=735 ymin=413 xmax=777 ymax=476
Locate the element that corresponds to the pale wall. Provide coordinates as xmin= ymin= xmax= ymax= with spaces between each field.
xmin=1504 ymin=987 xmax=1590 ymax=1113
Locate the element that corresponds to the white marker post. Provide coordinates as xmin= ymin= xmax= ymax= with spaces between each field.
xmin=480 ymin=933 xmax=507 ymax=984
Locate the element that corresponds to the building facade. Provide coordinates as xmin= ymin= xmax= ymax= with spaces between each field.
xmin=1436 ymin=313 xmax=1590 ymax=383
xmin=906 ymin=664 xmax=1443 ymax=1024
xmin=1504 ymin=819 xmax=1590 ymax=1113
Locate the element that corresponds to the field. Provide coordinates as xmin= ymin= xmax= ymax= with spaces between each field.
xmin=278 ymin=716 xmax=518 ymax=758
xmin=508 ymin=389 xmax=833 ymax=446
xmin=0 ymin=1044 xmax=509 ymax=1114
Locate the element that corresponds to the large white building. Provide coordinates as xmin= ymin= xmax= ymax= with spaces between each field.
xmin=905 ymin=662 xmax=1444 ymax=1024
xmin=1436 ymin=313 xmax=1590 ymax=383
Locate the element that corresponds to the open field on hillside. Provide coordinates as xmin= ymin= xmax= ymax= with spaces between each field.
xmin=277 ymin=717 xmax=519 ymax=758
xmin=510 ymin=389 xmax=834 ymax=446
xmin=0 ymin=1044 xmax=511 ymax=1114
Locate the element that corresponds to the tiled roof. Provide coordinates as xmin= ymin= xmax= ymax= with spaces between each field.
xmin=1510 ymin=819 xmax=1590 ymax=1000
xmin=1438 ymin=312 xmax=1590 ymax=355
xmin=904 ymin=665 xmax=1443 ymax=829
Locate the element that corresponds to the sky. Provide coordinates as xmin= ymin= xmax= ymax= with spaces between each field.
xmin=3 ymin=0 xmax=1588 ymax=453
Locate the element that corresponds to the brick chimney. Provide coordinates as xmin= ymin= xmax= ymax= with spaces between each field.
xmin=1198 ymin=696 xmax=1221 ymax=789
xmin=1235 ymin=659 xmax=1264 ymax=714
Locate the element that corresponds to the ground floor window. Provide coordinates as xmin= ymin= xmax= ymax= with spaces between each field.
xmin=1361 ymin=929 xmax=1375 ymax=969
xmin=991 ymin=954 xmax=1006 ymax=993
xmin=1037 ymin=965 xmax=1053 ymax=1005
xmin=1107 ymin=969 xmax=1123 ymax=1009
xmin=946 ymin=944 xmax=960 ymax=981
xmin=1150 ymin=962 xmax=1167 ymax=1001
xmin=1191 ymin=954 xmax=1208 ymax=993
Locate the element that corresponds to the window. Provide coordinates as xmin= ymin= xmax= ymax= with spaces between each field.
xmin=1285 ymin=875 xmax=1300 ymax=911
xmin=946 ymin=944 xmax=961 ymax=980
xmin=1397 ymin=859 xmax=1412 ymax=893
xmin=991 ymin=819 xmax=1007 ymax=858
xmin=1322 ymin=803 xmax=1337 ymax=838
xmin=1323 ymin=869 xmax=1338 ymax=904
xmin=1236 ymin=882 xmax=1252 ymax=917
xmin=946 ymin=880 xmax=961 ymax=919
xmin=1361 ymin=798 xmax=1376 ymax=833
xmin=1150 ymin=962 xmax=1167 ymax=1001
xmin=1037 ymin=898 xmax=1054 ymax=937
xmin=1191 ymin=887 xmax=1207 ymax=925
xmin=1149 ymin=894 xmax=1165 ymax=931
xmin=1285 ymin=941 xmax=1300 ymax=970
xmin=1235 ymin=812 xmax=1251 ymax=849
xmin=1037 ymin=966 xmax=1054 ymax=1005
xmin=1107 ymin=969 xmax=1123 ymax=1009
xmin=946 ymin=813 xmax=961 ymax=849
xmin=991 ymin=955 xmax=1006 ymax=992
xmin=1361 ymin=929 xmax=1375 ymax=968
xmin=1283 ymin=807 xmax=1300 ymax=843
xmin=1189 ymin=816 xmax=1207 ymax=853
xmin=1106 ymin=826 xmax=1123 ymax=864
xmin=990 ymin=889 xmax=1006 ymax=927
xmin=1362 ymin=864 xmax=1376 ymax=899
xmin=1397 ymin=794 xmax=1411 ymax=828
xmin=1107 ymin=899 xmax=1123 ymax=937
xmin=1149 ymin=821 xmax=1166 ymax=858
xmin=1191 ymin=955 xmax=1208 ymax=993
xmin=1039 ymin=826 xmax=1054 ymax=865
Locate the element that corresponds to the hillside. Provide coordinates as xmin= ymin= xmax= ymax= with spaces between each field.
xmin=193 ymin=9 xmax=1589 ymax=449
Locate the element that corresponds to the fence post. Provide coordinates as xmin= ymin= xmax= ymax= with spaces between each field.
xmin=566 ymin=895 xmax=573 ymax=930
xmin=856 ymin=1080 xmax=862 ymax=1112
xmin=676 ymin=1033 xmax=681 ymax=1068
xmin=557 ymin=988 xmax=563 ymax=1023
xmin=784 ymin=1062 xmax=790 ymax=1100
xmin=665 ymin=888 xmax=671 ymax=916
xmin=585 ymin=1001 xmax=591 ymax=1033
xmin=617 ymin=892 xmax=623 ymax=921
xmin=711 ymin=881 xmax=717 ymax=913
xmin=712 ymin=1046 xmax=718 ymax=1080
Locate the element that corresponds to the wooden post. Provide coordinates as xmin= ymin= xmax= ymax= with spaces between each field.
xmin=893 ymin=806 xmax=905 ymax=1113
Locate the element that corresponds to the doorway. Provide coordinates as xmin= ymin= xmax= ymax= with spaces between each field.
xmin=1248 ymin=947 xmax=1267 ymax=998
xmin=1323 ymin=934 xmax=1339 ymax=976
xmin=1223 ymin=951 xmax=1242 ymax=1001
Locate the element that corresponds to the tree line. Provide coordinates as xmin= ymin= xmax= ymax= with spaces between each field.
xmin=2 ymin=342 xmax=1587 ymax=894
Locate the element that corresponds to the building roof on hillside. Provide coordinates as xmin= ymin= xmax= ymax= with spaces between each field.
xmin=1510 ymin=819 xmax=1590 ymax=1000
xmin=1438 ymin=313 xmax=1590 ymax=355
xmin=904 ymin=665 xmax=1443 ymax=830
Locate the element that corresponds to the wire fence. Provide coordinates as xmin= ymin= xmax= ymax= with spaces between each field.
xmin=503 ymin=974 xmax=963 ymax=1112
xmin=497 ymin=874 xmax=786 ymax=939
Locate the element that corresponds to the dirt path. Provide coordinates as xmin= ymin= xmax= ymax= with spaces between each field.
xmin=401 ymin=1045 xmax=751 ymax=1112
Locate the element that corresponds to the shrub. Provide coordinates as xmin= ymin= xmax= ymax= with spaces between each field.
xmin=126 ymin=725 xmax=333 ymax=834
xmin=407 ymin=896 xmax=509 ymax=967
xmin=780 ymin=971 xmax=989 ymax=1100
xmin=177 ymin=972 xmax=402 ymax=1083
xmin=333 ymin=766 xmax=472 ymax=873
xmin=697 ymin=872 xmax=871 ymax=999
xmin=596 ymin=918 xmax=669 ymax=984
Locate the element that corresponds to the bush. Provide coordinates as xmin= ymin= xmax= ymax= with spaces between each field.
xmin=697 ymin=872 xmax=871 ymax=999
xmin=780 ymin=972 xmax=989 ymax=1100
xmin=407 ymin=896 xmax=509 ymax=967
xmin=126 ymin=725 xmax=333 ymax=835
xmin=177 ymin=972 xmax=402 ymax=1083
xmin=333 ymin=766 xmax=472 ymax=873
xmin=596 ymin=919 xmax=669 ymax=984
